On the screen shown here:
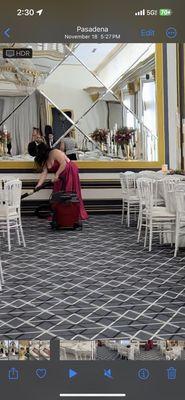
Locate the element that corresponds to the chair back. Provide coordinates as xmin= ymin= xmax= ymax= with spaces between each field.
xmin=1 ymin=176 xmax=17 ymax=183
xmin=4 ymin=179 xmax=22 ymax=209
xmin=155 ymin=170 xmax=164 ymax=177
xmin=175 ymin=189 xmax=185 ymax=215
xmin=163 ymin=177 xmax=181 ymax=208
xmin=137 ymin=178 xmax=146 ymax=204
xmin=175 ymin=182 xmax=185 ymax=192
xmin=120 ymin=172 xmax=136 ymax=196
xmin=137 ymin=178 xmax=154 ymax=210
xmin=137 ymin=170 xmax=156 ymax=179
xmin=139 ymin=178 xmax=154 ymax=214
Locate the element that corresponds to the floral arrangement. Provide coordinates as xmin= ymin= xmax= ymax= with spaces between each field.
xmin=0 ymin=131 xmax=11 ymax=144
xmin=0 ymin=131 xmax=6 ymax=144
xmin=115 ymin=127 xmax=135 ymax=146
xmin=0 ymin=131 xmax=12 ymax=155
xmin=91 ymin=129 xmax=108 ymax=144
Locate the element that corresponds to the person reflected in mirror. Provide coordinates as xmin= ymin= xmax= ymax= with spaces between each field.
xmin=7 ymin=132 xmax=12 ymax=155
xmin=60 ymin=131 xmax=78 ymax=160
xmin=32 ymin=127 xmax=45 ymax=144
xmin=44 ymin=125 xmax=54 ymax=148
xmin=27 ymin=141 xmax=88 ymax=220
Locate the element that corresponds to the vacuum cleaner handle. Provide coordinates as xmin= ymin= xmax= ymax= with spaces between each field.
xmin=21 ymin=180 xmax=53 ymax=200
xmin=21 ymin=190 xmax=35 ymax=200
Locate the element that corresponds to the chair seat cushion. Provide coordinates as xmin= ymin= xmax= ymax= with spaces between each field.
xmin=144 ymin=206 xmax=175 ymax=219
xmin=155 ymin=198 xmax=165 ymax=204
xmin=0 ymin=206 xmax=18 ymax=218
xmin=124 ymin=196 xmax=139 ymax=202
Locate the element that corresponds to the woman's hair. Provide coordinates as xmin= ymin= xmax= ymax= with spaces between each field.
xmin=28 ymin=141 xmax=37 ymax=156
xmin=45 ymin=125 xmax=53 ymax=136
xmin=28 ymin=141 xmax=51 ymax=167
xmin=45 ymin=125 xmax=53 ymax=146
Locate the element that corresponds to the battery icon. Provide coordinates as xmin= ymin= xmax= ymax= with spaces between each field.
xmin=159 ymin=9 xmax=172 ymax=16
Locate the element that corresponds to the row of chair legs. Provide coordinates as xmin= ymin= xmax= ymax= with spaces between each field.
xmin=0 ymin=215 xmax=26 ymax=291
xmin=122 ymin=199 xmax=181 ymax=255
xmin=0 ymin=215 xmax=26 ymax=252
xmin=121 ymin=200 xmax=139 ymax=228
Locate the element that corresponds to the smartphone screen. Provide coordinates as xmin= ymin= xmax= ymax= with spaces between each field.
xmin=0 ymin=0 xmax=184 ymax=399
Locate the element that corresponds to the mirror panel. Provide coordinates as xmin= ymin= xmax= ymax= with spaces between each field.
xmin=38 ymin=54 xmax=107 ymax=124
xmin=0 ymin=90 xmax=98 ymax=159
xmin=0 ymin=43 xmax=160 ymax=163
xmin=0 ymin=91 xmax=48 ymax=158
xmin=0 ymin=43 xmax=70 ymax=124
xmin=71 ymin=43 xmax=155 ymax=89
xmin=75 ymin=91 xmax=157 ymax=161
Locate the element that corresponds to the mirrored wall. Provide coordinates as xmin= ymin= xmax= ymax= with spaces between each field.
xmin=0 ymin=42 xmax=159 ymax=162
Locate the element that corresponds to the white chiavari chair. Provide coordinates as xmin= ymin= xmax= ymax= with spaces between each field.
xmin=139 ymin=179 xmax=176 ymax=251
xmin=0 ymin=180 xmax=26 ymax=251
xmin=174 ymin=187 xmax=185 ymax=257
xmin=162 ymin=176 xmax=181 ymax=210
xmin=120 ymin=172 xmax=140 ymax=227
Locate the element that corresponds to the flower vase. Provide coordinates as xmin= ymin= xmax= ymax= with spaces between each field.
xmin=122 ymin=144 xmax=130 ymax=159
xmin=0 ymin=143 xmax=4 ymax=156
xmin=100 ymin=142 xmax=104 ymax=152
xmin=3 ymin=141 xmax=7 ymax=156
xmin=7 ymin=142 xmax=11 ymax=155
xmin=121 ymin=144 xmax=127 ymax=158
xmin=127 ymin=144 xmax=130 ymax=159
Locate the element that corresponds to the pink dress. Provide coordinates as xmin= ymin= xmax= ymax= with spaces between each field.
xmin=50 ymin=160 xmax=88 ymax=220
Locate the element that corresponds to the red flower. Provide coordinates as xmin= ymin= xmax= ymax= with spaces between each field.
xmin=91 ymin=129 xmax=108 ymax=144
xmin=115 ymin=127 xmax=135 ymax=145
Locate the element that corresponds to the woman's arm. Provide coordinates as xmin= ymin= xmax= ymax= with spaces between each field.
xmin=35 ymin=167 xmax=48 ymax=188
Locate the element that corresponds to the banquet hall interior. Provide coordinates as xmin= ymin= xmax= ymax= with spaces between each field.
xmin=0 ymin=42 xmax=184 ymax=342
xmin=60 ymin=339 xmax=185 ymax=360
xmin=0 ymin=339 xmax=50 ymax=360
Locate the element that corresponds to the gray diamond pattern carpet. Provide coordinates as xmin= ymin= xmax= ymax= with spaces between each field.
xmin=1 ymin=215 xmax=185 ymax=341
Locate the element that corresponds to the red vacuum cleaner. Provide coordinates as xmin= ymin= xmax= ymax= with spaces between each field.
xmin=21 ymin=181 xmax=82 ymax=230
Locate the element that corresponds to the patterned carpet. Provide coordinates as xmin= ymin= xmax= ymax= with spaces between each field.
xmin=96 ymin=346 xmax=185 ymax=360
xmin=1 ymin=215 xmax=185 ymax=340
xmin=96 ymin=345 xmax=121 ymax=360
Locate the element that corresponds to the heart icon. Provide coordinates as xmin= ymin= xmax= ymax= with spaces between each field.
xmin=36 ymin=368 xmax=47 ymax=379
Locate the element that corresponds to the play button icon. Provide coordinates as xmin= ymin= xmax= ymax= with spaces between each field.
xmin=69 ymin=369 xmax=78 ymax=379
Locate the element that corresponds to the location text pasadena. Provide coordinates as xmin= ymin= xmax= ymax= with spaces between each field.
xmin=76 ymin=26 xmax=109 ymax=33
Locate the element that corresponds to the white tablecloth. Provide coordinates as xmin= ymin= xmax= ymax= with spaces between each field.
xmin=157 ymin=176 xmax=185 ymax=247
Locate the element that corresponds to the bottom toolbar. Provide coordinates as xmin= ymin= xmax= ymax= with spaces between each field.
xmin=0 ymin=361 xmax=183 ymax=400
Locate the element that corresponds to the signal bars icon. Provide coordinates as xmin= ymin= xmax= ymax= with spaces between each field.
xmin=135 ymin=9 xmax=146 ymax=16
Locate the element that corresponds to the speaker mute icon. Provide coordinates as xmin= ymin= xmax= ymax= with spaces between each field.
xmin=104 ymin=369 xmax=113 ymax=379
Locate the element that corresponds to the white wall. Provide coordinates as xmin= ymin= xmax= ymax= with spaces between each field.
xmin=77 ymin=100 xmax=108 ymax=136
xmin=40 ymin=62 xmax=125 ymax=149
xmin=39 ymin=63 xmax=108 ymax=148
xmin=98 ymin=44 xmax=155 ymax=88
xmin=39 ymin=64 xmax=103 ymax=122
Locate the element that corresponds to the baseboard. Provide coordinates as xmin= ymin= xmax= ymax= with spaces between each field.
xmin=21 ymin=199 xmax=122 ymax=215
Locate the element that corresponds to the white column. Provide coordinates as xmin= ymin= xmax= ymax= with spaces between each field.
xmin=166 ymin=44 xmax=181 ymax=169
